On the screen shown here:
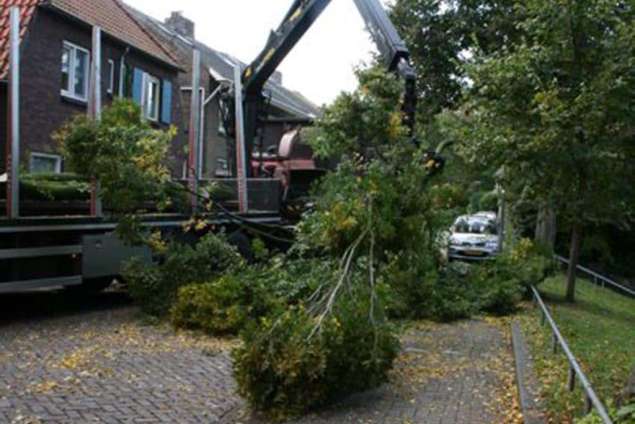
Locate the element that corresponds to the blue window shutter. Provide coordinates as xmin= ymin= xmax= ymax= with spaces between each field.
xmin=161 ymin=80 xmax=173 ymax=124
xmin=132 ymin=68 xmax=144 ymax=104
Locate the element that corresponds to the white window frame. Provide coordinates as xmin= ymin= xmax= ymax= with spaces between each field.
xmin=30 ymin=153 xmax=62 ymax=174
xmin=61 ymin=41 xmax=90 ymax=102
xmin=107 ymin=59 xmax=115 ymax=95
xmin=141 ymin=73 xmax=160 ymax=122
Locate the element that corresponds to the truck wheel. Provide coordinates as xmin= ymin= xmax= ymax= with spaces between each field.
xmin=67 ymin=277 xmax=113 ymax=294
xmin=228 ymin=231 xmax=255 ymax=263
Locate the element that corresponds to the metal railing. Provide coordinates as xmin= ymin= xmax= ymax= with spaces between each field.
xmin=530 ymin=285 xmax=613 ymax=424
xmin=554 ymin=255 xmax=635 ymax=298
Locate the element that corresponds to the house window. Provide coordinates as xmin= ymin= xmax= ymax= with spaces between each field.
xmin=107 ymin=59 xmax=115 ymax=95
xmin=61 ymin=41 xmax=90 ymax=101
xmin=143 ymin=74 xmax=160 ymax=121
xmin=30 ymin=153 xmax=62 ymax=174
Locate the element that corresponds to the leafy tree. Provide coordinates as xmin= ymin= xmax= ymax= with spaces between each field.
xmin=55 ymin=99 xmax=185 ymax=241
xmin=390 ymin=0 xmax=520 ymax=120
xmin=458 ymin=0 xmax=635 ymax=301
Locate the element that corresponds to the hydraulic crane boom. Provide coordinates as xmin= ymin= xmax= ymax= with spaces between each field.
xmin=239 ymin=0 xmax=418 ymax=173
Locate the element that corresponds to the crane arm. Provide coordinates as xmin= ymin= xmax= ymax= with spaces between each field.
xmin=241 ymin=0 xmax=417 ymax=133
xmin=242 ymin=0 xmax=333 ymax=96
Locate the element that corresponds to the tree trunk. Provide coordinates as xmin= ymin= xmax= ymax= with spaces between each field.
xmin=535 ymin=205 xmax=557 ymax=251
xmin=565 ymin=223 xmax=583 ymax=302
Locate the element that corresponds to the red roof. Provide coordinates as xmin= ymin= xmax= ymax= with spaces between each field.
xmin=0 ymin=0 xmax=38 ymax=79
xmin=0 ymin=0 xmax=178 ymax=79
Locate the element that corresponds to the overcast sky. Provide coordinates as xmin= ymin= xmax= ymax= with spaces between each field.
xmin=125 ymin=0 xmax=387 ymax=106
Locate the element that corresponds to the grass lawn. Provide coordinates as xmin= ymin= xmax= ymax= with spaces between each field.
xmin=519 ymin=275 xmax=635 ymax=423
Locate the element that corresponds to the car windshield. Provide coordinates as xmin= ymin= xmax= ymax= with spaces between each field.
xmin=453 ymin=218 xmax=498 ymax=235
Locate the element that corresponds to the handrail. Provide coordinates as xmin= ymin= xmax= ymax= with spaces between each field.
xmin=530 ymin=286 xmax=613 ymax=424
xmin=554 ymin=255 xmax=635 ymax=298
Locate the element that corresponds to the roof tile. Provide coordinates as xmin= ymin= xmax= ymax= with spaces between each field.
xmin=0 ymin=0 xmax=178 ymax=79
xmin=0 ymin=0 xmax=38 ymax=78
xmin=47 ymin=0 xmax=177 ymax=67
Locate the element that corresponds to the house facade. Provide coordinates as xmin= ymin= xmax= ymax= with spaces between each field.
xmin=0 ymin=0 xmax=183 ymax=177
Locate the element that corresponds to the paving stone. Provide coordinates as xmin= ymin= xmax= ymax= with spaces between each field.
xmin=1 ymin=300 xmax=515 ymax=424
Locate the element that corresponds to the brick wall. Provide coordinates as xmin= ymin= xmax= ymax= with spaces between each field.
xmin=18 ymin=8 xmax=184 ymax=175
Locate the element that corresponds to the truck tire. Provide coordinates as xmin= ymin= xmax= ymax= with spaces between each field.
xmin=66 ymin=277 xmax=113 ymax=294
xmin=228 ymin=231 xmax=255 ymax=263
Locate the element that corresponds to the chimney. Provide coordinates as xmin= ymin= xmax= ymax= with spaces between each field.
xmin=165 ymin=11 xmax=195 ymax=39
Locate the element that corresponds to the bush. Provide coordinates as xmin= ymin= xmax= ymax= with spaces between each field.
xmin=170 ymin=272 xmax=285 ymax=335
xmin=169 ymin=257 xmax=338 ymax=335
xmin=383 ymin=240 xmax=552 ymax=322
xmin=0 ymin=173 xmax=90 ymax=201
xmin=472 ymin=267 xmax=522 ymax=315
xmin=429 ymin=264 xmax=478 ymax=321
xmin=498 ymin=238 xmax=556 ymax=293
xmin=171 ymin=278 xmax=252 ymax=335
xmin=233 ymin=297 xmax=399 ymax=420
xmin=381 ymin=251 xmax=437 ymax=319
xmin=124 ymin=233 xmax=243 ymax=316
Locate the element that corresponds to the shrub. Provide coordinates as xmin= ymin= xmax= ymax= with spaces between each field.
xmin=429 ymin=265 xmax=478 ymax=321
xmin=124 ymin=233 xmax=243 ymax=316
xmin=381 ymin=251 xmax=436 ymax=319
xmin=170 ymin=271 xmax=285 ymax=335
xmin=171 ymin=278 xmax=251 ymax=335
xmin=472 ymin=267 xmax=522 ymax=315
xmin=497 ymin=238 xmax=556 ymax=293
xmin=233 ymin=298 xmax=399 ymax=420
xmin=0 ymin=173 xmax=90 ymax=202
xmin=169 ymin=257 xmax=338 ymax=335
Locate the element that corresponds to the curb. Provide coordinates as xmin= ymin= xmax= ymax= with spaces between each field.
xmin=511 ymin=320 xmax=546 ymax=424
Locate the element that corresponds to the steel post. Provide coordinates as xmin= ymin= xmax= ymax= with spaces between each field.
xmin=89 ymin=26 xmax=103 ymax=217
xmin=567 ymin=365 xmax=576 ymax=391
xmin=7 ymin=7 xmax=21 ymax=219
xmin=233 ymin=65 xmax=249 ymax=213
xmin=188 ymin=50 xmax=201 ymax=212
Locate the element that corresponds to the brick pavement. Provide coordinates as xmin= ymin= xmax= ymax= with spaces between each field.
xmin=0 ymin=300 xmax=517 ymax=423
xmin=232 ymin=319 xmax=518 ymax=424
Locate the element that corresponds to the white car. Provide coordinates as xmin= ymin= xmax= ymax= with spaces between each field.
xmin=447 ymin=213 xmax=500 ymax=261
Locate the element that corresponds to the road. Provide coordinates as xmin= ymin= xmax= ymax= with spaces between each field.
xmin=0 ymin=291 xmax=519 ymax=423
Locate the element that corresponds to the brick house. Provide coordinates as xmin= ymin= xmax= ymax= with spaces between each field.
xmin=0 ymin=0 xmax=183 ymax=177
xmin=127 ymin=8 xmax=321 ymax=178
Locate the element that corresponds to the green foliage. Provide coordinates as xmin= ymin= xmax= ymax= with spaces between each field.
xmin=575 ymin=401 xmax=635 ymax=424
xmin=470 ymin=264 xmax=522 ymax=315
xmin=124 ymin=233 xmax=243 ymax=316
xmin=300 ymin=69 xmax=447 ymax=261
xmin=169 ymin=257 xmax=335 ymax=335
xmin=55 ymin=99 xmax=185 ymax=218
xmin=168 ymin=257 xmax=339 ymax=335
xmin=521 ymin=276 xmax=635 ymax=423
xmin=0 ymin=173 xmax=90 ymax=202
xmin=390 ymin=0 xmax=521 ymax=120
xmin=307 ymin=67 xmax=409 ymax=159
xmin=171 ymin=277 xmax=262 ymax=335
xmin=251 ymin=237 xmax=270 ymax=262
xmin=384 ymin=238 xmax=553 ymax=321
xmin=428 ymin=266 xmax=478 ymax=321
xmin=233 ymin=296 xmax=399 ymax=420
xmin=457 ymin=0 xmax=635 ymax=298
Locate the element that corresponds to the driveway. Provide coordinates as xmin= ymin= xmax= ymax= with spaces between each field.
xmin=0 ymin=292 xmax=519 ymax=423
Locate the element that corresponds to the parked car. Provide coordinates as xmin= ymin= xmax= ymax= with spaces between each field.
xmin=447 ymin=213 xmax=500 ymax=261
